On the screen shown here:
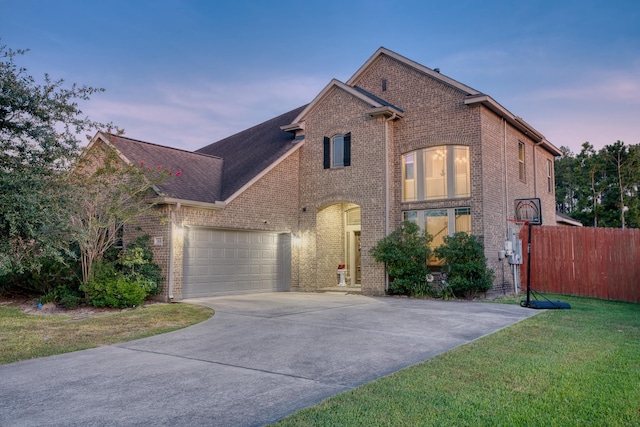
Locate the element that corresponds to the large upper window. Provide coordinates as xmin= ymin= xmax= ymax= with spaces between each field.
xmin=324 ymin=133 xmax=351 ymax=169
xmin=402 ymin=145 xmax=470 ymax=201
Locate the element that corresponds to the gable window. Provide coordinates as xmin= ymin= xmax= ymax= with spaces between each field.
xmin=547 ymin=159 xmax=553 ymax=193
xmin=518 ymin=142 xmax=526 ymax=182
xmin=323 ymin=133 xmax=351 ymax=169
xmin=401 ymin=145 xmax=470 ymax=201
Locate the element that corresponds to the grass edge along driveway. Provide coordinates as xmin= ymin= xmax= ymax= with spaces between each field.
xmin=274 ymin=295 xmax=640 ymax=427
xmin=0 ymin=302 xmax=213 ymax=365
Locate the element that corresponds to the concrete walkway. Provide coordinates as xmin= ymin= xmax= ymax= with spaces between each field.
xmin=0 ymin=293 xmax=538 ymax=426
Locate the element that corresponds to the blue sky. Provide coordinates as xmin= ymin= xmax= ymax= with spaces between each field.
xmin=2 ymin=0 xmax=638 ymax=153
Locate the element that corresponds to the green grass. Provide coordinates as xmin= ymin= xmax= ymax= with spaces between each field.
xmin=274 ymin=295 xmax=640 ymax=426
xmin=0 ymin=303 xmax=213 ymax=364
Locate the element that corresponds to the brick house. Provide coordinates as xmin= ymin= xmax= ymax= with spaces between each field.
xmin=88 ymin=47 xmax=561 ymax=300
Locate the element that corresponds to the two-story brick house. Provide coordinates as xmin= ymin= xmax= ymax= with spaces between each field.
xmin=89 ymin=47 xmax=561 ymax=300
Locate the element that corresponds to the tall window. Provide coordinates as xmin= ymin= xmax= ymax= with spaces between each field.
xmin=403 ymin=153 xmax=416 ymax=201
xmin=402 ymin=145 xmax=470 ymax=201
xmin=323 ymin=133 xmax=351 ymax=169
xmin=547 ymin=159 xmax=553 ymax=193
xmin=518 ymin=142 xmax=526 ymax=182
xmin=403 ymin=207 xmax=472 ymax=265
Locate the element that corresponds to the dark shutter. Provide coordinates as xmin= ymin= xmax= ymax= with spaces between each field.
xmin=343 ymin=133 xmax=351 ymax=167
xmin=323 ymin=136 xmax=330 ymax=169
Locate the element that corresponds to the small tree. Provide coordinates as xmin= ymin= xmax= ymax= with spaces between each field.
xmin=434 ymin=232 xmax=494 ymax=299
xmin=69 ymin=142 xmax=172 ymax=285
xmin=370 ymin=221 xmax=433 ymax=296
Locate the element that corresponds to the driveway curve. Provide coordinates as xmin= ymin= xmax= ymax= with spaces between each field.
xmin=0 ymin=293 xmax=538 ymax=426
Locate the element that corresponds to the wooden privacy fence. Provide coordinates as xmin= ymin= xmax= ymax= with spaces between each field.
xmin=519 ymin=226 xmax=640 ymax=303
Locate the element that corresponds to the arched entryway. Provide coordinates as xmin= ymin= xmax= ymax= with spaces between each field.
xmin=316 ymin=202 xmax=361 ymax=289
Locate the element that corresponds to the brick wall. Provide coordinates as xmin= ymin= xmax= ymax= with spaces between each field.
xmin=129 ymin=151 xmax=300 ymax=300
xmin=297 ymin=86 xmax=388 ymax=295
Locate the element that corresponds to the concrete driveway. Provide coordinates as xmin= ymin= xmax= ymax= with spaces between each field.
xmin=0 ymin=293 xmax=538 ymax=426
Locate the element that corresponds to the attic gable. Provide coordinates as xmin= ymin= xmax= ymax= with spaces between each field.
xmin=347 ymin=47 xmax=481 ymax=96
xmin=282 ymin=79 xmax=404 ymax=132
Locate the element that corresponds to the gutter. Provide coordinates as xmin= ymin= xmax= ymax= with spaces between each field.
xmin=167 ymin=203 xmax=181 ymax=301
xmin=156 ymin=197 xmax=226 ymax=210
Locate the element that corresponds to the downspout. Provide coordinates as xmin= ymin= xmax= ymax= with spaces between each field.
xmin=384 ymin=113 xmax=397 ymax=292
xmin=167 ymin=202 xmax=181 ymax=301
xmin=503 ymin=119 xmax=509 ymax=233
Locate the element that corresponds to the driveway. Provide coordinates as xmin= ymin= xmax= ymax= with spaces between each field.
xmin=0 ymin=293 xmax=538 ymax=426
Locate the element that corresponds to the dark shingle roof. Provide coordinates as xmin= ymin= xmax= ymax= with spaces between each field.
xmin=196 ymin=105 xmax=307 ymax=200
xmin=107 ymin=134 xmax=224 ymax=203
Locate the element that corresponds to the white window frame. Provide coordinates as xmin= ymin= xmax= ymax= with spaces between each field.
xmin=547 ymin=159 xmax=553 ymax=193
xmin=518 ymin=142 xmax=526 ymax=182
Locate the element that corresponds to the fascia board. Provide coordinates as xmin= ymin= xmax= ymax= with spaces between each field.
xmin=283 ymin=79 xmax=383 ymax=129
xmin=465 ymin=95 xmax=563 ymax=156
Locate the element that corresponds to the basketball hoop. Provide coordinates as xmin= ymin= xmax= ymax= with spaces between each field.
xmin=514 ymin=198 xmax=542 ymax=225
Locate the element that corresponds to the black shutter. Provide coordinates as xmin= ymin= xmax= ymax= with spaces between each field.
xmin=343 ymin=133 xmax=351 ymax=167
xmin=323 ymin=136 xmax=330 ymax=169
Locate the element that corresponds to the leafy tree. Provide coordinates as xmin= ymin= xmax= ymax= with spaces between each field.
xmin=599 ymin=141 xmax=640 ymax=229
xmin=69 ymin=141 xmax=172 ymax=285
xmin=0 ymin=43 xmax=108 ymax=273
xmin=370 ymin=221 xmax=433 ymax=296
xmin=555 ymin=140 xmax=640 ymax=229
xmin=554 ymin=146 xmax=578 ymax=214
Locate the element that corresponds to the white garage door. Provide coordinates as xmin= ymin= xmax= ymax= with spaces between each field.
xmin=182 ymin=228 xmax=291 ymax=298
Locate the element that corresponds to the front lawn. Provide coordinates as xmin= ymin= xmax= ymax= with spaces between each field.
xmin=274 ymin=295 xmax=640 ymax=426
xmin=0 ymin=302 xmax=213 ymax=364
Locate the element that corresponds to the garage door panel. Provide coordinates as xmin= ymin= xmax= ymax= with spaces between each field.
xmin=183 ymin=228 xmax=290 ymax=298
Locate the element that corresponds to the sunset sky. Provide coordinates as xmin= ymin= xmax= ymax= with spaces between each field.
xmin=2 ymin=0 xmax=638 ymax=153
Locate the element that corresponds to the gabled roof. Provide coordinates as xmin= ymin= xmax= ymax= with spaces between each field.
xmin=347 ymin=47 xmax=482 ymax=96
xmin=197 ymin=105 xmax=307 ymax=201
xmin=283 ymin=79 xmax=404 ymax=131
xmin=92 ymin=133 xmax=225 ymax=205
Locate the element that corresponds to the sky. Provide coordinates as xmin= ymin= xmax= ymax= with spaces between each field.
xmin=1 ymin=0 xmax=639 ymax=154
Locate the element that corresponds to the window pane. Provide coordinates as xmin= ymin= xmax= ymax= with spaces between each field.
xmin=518 ymin=142 xmax=525 ymax=181
xmin=402 ymin=153 xmax=416 ymax=201
xmin=403 ymin=211 xmax=418 ymax=225
xmin=453 ymin=146 xmax=470 ymax=198
xmin=425 ymin=209 xmax=448 ymax=247
xmin=333 ymin=135 xmax=344 ymax=167
xmin=454 ymin=207 xmax=471 ymax=233
xmin=346 ymin=208 xmax=361 ymax=225
xmin=424 ymin=147 xmax=447 ymax=199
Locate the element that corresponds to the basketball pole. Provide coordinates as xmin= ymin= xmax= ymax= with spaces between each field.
xmin=525 ymin=221 xmax=532 ymax=307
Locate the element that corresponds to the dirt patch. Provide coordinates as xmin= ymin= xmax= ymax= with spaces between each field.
xmin=0 ymin=296 xmax=162 ymax=318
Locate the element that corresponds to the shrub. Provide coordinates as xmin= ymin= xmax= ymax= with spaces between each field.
xmin=81 ymin=263 xmax=147 ymax=308
xmin=40 ymin=285 xmax=81 ymax=309
xmin=434 ymin=232 xmax=494 ymax=298
xmin=370 ymin=221 xmax=433 ymax=296
xmin=0 ymin=254 xmax=81 ymax=297
xmin=118 ymin=235 xmax=164 ymax=296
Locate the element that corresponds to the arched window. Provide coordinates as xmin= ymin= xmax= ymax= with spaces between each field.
xmin=402 ymin=145 xmax=470 ymax=201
